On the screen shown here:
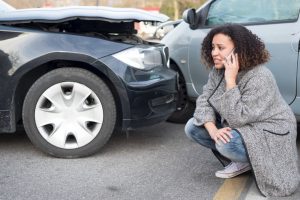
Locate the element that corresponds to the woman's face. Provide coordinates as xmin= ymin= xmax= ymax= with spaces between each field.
xmin=211 ymin=33 xmax=235 ymax=69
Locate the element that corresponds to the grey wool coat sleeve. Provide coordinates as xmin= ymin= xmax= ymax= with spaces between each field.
xmin=193 ymin=67 xmax=222 ymax=126
xmin=193 ymin=65 xmax=299 ymax=197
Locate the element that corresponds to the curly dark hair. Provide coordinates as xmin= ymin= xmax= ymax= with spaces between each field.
xmin=201 ymin=24 xmax=270 ymax=70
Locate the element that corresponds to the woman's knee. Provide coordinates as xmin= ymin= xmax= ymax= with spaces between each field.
xmin=215 ymin=130 xmax=248 ymax=162
xmin=184 ymin=118 xmax=195 ymax=139
xmin=184 ymin=118 xmax=209 ymax=141
xmin=215 ymin=130 xmax=239 ymax=151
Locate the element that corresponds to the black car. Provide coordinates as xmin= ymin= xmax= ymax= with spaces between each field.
xmin=0 ymin=2 xmax=177 ymax=158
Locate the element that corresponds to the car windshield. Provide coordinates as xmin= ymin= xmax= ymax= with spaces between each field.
xmin=0 ymin=0 xmax=15 ymax=12
xmin=206 ymin=0 xmax=300 ymax=25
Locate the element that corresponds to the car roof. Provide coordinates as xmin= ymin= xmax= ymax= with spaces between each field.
xmin=0 ymin=6 xmax=169 ymax=24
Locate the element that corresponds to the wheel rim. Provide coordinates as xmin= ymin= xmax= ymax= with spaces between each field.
xmin=35 ymin=82 xmax=104 ymax=149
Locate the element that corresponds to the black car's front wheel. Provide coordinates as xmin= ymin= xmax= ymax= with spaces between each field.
xmin=22 ymin=68 xmax=116 ymax=158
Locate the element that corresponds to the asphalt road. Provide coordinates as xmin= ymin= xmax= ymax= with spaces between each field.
xmin=0 ymin=122 xmax=299 ymax=200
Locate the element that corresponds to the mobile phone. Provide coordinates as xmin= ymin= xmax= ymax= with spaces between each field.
xmin=225 ymin=48 xmax=236 ymax=63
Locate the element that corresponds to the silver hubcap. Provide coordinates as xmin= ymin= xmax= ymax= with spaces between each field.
xmin=35 ymin=82 xmax=103 ymax=149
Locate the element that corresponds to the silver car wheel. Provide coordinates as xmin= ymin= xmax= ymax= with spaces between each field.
xmin=35 ymin=82 xmax=103 ymax=149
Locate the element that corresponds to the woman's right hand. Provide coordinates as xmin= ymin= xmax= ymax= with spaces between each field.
xmin=223 ymin=53 xmax=239 ymax=90
xmin=211 ymin=127 xmax=233 ymax=145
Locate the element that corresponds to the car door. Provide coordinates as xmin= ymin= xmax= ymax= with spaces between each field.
xmin=188 ymin=0 xmax=300 ymax=104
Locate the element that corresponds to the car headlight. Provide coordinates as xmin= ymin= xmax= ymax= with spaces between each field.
xmin=112 ymin=47 xmax=163 ymax=70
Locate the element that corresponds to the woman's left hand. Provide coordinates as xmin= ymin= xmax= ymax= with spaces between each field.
xmin=223 ymin=53 xmax=239 ymax=90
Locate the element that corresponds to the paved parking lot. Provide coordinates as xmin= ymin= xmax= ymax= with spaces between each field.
xmin=0 ymin=122 xmax=299 ymax=200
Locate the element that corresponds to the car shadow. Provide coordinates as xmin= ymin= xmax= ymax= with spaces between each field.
xmin=99 ymin=122 xmax=185 ymax=155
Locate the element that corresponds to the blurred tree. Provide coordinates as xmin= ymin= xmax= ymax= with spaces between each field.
xmin=4 ymin=0 xmax=44 ymax=8
xmin=114 ymin=0 xmax=163 ymax=8
xmin=161 ymin=0 xmax=207 ymax=20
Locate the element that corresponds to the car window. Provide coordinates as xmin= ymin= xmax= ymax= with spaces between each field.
xmin=205 ymin=0 xmax=300 ymax=26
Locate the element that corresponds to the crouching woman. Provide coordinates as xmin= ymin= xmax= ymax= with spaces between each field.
xmin=185 ymin=24 xmax=299 ymax=197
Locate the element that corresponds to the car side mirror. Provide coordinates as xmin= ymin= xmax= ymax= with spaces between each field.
xmin=182 ymin=8 xmax=198 ymax=30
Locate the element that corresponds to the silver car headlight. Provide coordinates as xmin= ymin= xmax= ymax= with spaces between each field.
xmin=112 ymin=47 xmax=163 ymax=70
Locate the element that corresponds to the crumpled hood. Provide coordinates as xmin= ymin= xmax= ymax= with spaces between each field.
xmin=0 ymin=6 xmax=169 ymax=24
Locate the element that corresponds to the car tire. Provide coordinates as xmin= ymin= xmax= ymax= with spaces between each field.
xmin=22 ymin=67 xmax=116 ymax=158
xmin=167 ymin=64 xmax=195 ymax=123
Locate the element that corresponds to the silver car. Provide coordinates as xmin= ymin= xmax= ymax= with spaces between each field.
xmin=162 ymin=0 xmax=300 ymax=123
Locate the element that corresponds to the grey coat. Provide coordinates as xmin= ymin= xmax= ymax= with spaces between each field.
xmin=193 ymin=65 xmax=299 ymax=196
